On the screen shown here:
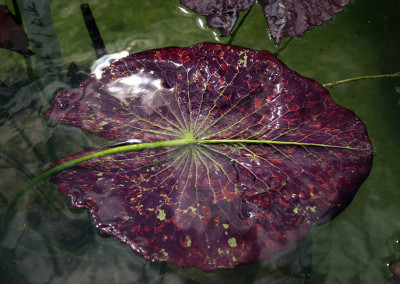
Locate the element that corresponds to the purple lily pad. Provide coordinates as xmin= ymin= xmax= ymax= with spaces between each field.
xmin=43 ymin=43 xmax=372 ymax=271
xmin=181 ymin=0 xmax=351 ymax=44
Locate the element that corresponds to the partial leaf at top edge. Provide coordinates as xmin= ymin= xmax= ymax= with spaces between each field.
xmin=259 ymin=0 xmax=351 ymax=44
xmin=42 ymin=42 xmax=373 ymax=271
xmin=180 ymin=0 xmax=351 ymax=44
xmin=181 ymin=0 xmax=255 ymax=37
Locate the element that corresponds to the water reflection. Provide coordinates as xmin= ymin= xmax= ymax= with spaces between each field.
xmin=106 ymin=70 xmax=164 ymax=106
xmin=91 ymin=51 xmax=129 ymax=79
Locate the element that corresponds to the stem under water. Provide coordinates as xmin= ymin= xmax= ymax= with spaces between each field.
xmin=0 ymin=107 xmax=47 ymax=164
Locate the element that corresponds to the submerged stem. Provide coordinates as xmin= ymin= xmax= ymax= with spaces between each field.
xmin=323 ymin=72 xmax=400 ymax=88
xmin=0 ymin=107 xmax=47 ymax=164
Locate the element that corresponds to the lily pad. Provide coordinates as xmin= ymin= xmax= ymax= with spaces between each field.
xmin=180 ymin=0 xmax=351 ymax=44
xmin=43 ymin=43 xmax=372 ymax=271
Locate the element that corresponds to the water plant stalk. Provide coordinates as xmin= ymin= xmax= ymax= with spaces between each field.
xmin=3 ymin=136 xmax=368 ymax=228
xmin=323 ymin=72 xmax=400 ymax=88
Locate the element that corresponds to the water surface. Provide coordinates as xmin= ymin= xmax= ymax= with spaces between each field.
xmin=1 ymin=0 xmax=399 ymax=283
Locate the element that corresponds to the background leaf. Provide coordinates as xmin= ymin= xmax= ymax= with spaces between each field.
xmin=259 ymin=0 xmax=351 ymax=44
xmin=180 ymin=0 xmax=351 ymax=44
xmin=0 ymin=5 xmax=34 ymax=56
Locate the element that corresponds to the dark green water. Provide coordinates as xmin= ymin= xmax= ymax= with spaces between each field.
xmin=1 ymin=0 xmax=399 ymax=283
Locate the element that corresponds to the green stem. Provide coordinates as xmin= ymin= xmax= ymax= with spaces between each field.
xmin=323 ymin=72 xmax=400 ymax=88
xmin=200 ymin=139 xmax=368 ymax=151
xmin=3 ymin=138 xmax=191 ymax=228
xmin=4 ymin=135 xmax=371 ymax=229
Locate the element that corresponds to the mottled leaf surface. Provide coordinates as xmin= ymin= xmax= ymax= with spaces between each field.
xmin=0 ymin=5 xmax=34 ymax=56
xmin=43 ymin=43 xmax=372 ymax=271
xmin=181 ymin=0 xmax=350 ymax=44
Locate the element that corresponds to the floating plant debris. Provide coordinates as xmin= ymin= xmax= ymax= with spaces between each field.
xmin=43 ymin=43 xmax=372 ymax=271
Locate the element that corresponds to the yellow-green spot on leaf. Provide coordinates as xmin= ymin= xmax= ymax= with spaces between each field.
xmin=238 ymin=52 xmax=248 ymax=68
xmin=222 ymin=223 xmax=229 ymax=229
xmin=157 ymin=209 xmax=166 ymax=221
xmin=186 ymin=235 xmax=192 ymax=247
xmin=228 ymin=237 xmax=237 ymax=247
xmin=159 ymin=249 xmax=169 ymax=260
xmin=147 ymin=208 xmax=155 ymax=212
xmin=293 ymin=207 xmax=299 ymax=214
xmin=279 ymin=2 xmax=285 ymax=8
xmin=305 ymin=205 xmax=316 ymax=213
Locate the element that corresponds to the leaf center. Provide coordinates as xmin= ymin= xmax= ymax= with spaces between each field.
xmin=183 ymin=133 xmax=197 ymax=144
